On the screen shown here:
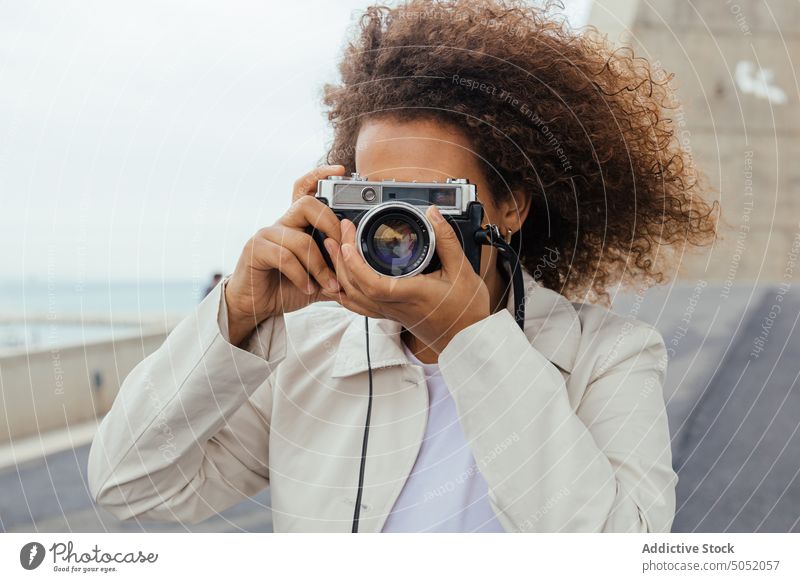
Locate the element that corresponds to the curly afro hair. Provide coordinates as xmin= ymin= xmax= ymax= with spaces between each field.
xmin=322 ymin=0 xmax=718 ymax=303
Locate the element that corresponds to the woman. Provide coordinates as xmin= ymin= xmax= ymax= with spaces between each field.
xmin=88 ymin=0 xmax=717 ymax=532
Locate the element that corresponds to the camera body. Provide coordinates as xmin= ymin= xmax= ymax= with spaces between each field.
xmin=308 ymin=173 xmax=484 ymax=278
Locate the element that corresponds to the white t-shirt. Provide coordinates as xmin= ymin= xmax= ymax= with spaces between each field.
xmin=381 ymin=341 xmax=505 ymax=532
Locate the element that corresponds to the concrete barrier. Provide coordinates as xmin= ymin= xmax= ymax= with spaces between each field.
xmin=0 ymin=329 xmax=170 ymax=444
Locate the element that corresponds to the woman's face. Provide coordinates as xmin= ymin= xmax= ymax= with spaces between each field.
xmin=354 ymin=117 xmax=528 ymax=280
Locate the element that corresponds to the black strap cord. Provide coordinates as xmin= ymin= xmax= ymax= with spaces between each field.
xmin=351 ymin=225 xmax=524 ymax=532
xmin=475 ymin=224 xmax=526 ymax=331
xmin=351 ymin=316 xmax=373 ymax=533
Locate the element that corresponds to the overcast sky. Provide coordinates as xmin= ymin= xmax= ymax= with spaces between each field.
xmin=0 ymin=0 xmax=591 ymax=282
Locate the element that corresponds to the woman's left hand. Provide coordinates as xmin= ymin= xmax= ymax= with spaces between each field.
xmin=321 ymin=205 xmax=490 ymax=354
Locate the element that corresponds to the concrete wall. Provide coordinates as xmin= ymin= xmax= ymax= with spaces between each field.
xmin=0 ymin=331 xmax=168 ymax=444
xmin=588 ymin=0 xmax=800 ymax=284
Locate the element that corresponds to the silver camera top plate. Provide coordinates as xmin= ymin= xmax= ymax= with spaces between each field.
xmin=316 ymin=176 xmax=476 ymax=215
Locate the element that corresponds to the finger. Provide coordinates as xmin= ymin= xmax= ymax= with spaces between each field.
xmin=249 ymin=237 xmax=317 ymax=295
xmin=324 ymin=235 xmax=360 ymax=298
xmin=339 ymin=219 xmax=412 ymax=301
xmin=339 ymin=217 xmax=356 ymax=246
xmin=281 ymin=195 xmax=342 ymax=243
xmin=426 ymin=205 xmax=468 ymax=276
xmin=292 ymin=165 xmax=346 ymax=202
xmin=323 ymin=236 xmax=384 ymax=313
xmin=262 ymin=228 xmax=340 ymax=293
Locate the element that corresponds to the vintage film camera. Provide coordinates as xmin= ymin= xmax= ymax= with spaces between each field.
xmin=307 ymin=173 xmax=485 ymax=278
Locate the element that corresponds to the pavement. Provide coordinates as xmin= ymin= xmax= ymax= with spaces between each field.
xmin=1 ymin=282 xmax=798 ymax=532
xmin=613 ymin=282 xmax=800 ymax=532
xmin=0 ymin=445 xmax=272 ymax=533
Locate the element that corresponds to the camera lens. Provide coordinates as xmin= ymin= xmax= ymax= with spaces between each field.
xmin=356 ymin=202 xmax=435 ymax=277
xmin=371 ymin=217 xmax=420 ymax=267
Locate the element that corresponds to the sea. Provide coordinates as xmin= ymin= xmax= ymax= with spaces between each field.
xmin=0 ymin=279 xmax=207 ymax=354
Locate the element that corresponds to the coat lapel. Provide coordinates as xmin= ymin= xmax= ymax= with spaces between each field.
xmin=515 ymin=268 xmax=581 ymax=374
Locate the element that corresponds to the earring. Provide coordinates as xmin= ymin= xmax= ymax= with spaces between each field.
xmin=505 ymin=228 xmax=513 ymax=243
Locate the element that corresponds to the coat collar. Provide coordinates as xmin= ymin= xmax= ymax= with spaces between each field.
xmin=330 ymin=267 xmax=582 ymax=378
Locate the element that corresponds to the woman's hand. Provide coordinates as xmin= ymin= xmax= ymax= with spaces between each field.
xmin=321 ymin=204 xmax=491 ymax=354
xmin=224 ymin=165 xmax=345 ymax=346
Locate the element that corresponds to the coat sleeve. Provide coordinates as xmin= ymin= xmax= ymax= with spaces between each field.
xmin=438 ymin=308 xmax=676 ymax=533
xmin=87 ymin=277 xmax=286 ymax=524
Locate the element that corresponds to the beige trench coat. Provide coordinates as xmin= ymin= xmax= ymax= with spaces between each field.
xmin=88 ymin=268 xmax=677 ymax=532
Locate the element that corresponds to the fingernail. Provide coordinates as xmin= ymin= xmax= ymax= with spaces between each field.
xmin=430 ymin=205 xmax=444 ymax=223
xmin=306 ymin=282 xmax=317 ymax=295
xmin=324 ymin=237 xmax=336 ymax=255
xmin=341 ymin=243 xmax=354 ymax=259
xmin=327 ymin=277 xmax=340 ymax=292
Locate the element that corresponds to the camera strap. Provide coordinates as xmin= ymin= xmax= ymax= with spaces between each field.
xmin=475 ymin=224 xmax=526 ymax=331
xmin=351 ymin=316 xmax=373 ymax=533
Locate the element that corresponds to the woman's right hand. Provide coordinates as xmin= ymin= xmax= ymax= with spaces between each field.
xmin=223 ymin=165 xmax=345 ymax=346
